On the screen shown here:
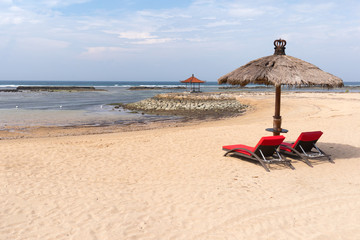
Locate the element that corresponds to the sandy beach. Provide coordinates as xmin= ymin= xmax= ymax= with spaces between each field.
xmin=1 ymin=92 xmax=360 ymax=240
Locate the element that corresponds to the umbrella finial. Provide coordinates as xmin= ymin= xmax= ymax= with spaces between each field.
xmin=274 ymin=39 xmax=286 ymax=55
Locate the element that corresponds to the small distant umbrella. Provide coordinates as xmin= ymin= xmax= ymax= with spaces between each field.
xmin=218 ymin=39 xmax=343 ymax=135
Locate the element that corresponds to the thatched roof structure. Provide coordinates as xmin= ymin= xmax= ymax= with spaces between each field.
xmin=218 ymin=39 xmax=343 ymax=136
xmin=181 ymin=74 xmax=205 ymax=83
xmin=218 ymin=41 xmax=343 ymax=88
xmin=181 ymin=74 xmax=205 ymax=92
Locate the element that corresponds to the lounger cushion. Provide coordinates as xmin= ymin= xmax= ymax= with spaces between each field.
xmin=280 ymin=142 xmax=293 ymax=152
xmin=280 ymin=131 xmax=323 ymax=152
xmin=222 ymin=144 xmax=254 ymax=156
xmin=294 ymin=131 xmax=323 ymax=143
xmin=222 ymin=136 xmax=285 ymax=156
xmin=253 ymin=136 xmax=285 ymax=149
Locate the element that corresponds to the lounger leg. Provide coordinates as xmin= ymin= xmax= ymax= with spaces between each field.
xmin=281 ymin=155 xmax=295 ymax=170
xmin=287 ymin=161 xmax=295 ymax=170
xmin=275 ymin=151 xmax=295 ymax=170
xmin=302 ymin=158 xmax=313 ymax=167
xmin=257 ymin=150 xmax=272 ymax=172
xmin=291 ymin=146 xmax=314 ymax=167
xmin=313 ymin=144 xmax=334 ymax=164
xmin=324 ymin=154 xmax=334 ymax=163
xmin=224 ymin=149 xmax=239 ymax=157
xmin=224 ymin=148 xmax=270 ymax=172
xmin=258 ymin=160 xmax=271 ymax=172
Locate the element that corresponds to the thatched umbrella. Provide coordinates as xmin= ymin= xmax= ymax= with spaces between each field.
xmin=218 ymin=39 xmax=343 ymax=135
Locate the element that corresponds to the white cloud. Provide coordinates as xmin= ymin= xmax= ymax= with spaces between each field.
xmin=0 ymin=0 xmax=12 ymax=4
xmin=41 ymin=0 xmax=90 ymax=7
xmin=133 ymin=38 xmax=176 ymax=45
xmin=201 ymin=17 xmax=217 ymax=20
xmin=0 ymin=5 xmax=40 ymax=25
xmin=117 ymin=31 xmax=157 ymax=40
xmin=206 ymin=20 xmax=241 ymax=28
xmin=80 ymin=46 xmax=131 ymax=60
xmin=228 ymin=6 xmax=264 ymax=18
xmin=293 ymin=2 xmax=336 ymax=14
xmin=138 ymin=11 xmax=174 ymax=19
xmin=17 ymin=38 xmax=70 ymax=50
xmin=161 ymin=27 xmax=200 ymax=33
xmin=104 ymin=30 xmax=176 ymax=45
xmin=138 ymin=10 xmax=192 ymax=19
xmin=184 ymin=37 xmax=207 ymax=42
xmin=0 ymin=15 xmax=23 ymax=25
xmin=192 ymin=0 xmax=216 ymax=6
xmin=83 ymin=46 xmax=127 ymax=54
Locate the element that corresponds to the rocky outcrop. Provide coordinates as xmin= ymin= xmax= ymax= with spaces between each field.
xmin=123 ymin=92 xmax=249 ymax=118
xmin=0 ymin=89 xmax=18 ymax=92
xmin=16 ymin=86 xmax=104 ymax=92
xmin=128 ymin=86 xmax=186 ymax=90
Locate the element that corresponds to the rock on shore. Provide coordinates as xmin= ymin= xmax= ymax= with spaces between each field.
xmin=16 ymin=86 xmax=104 ymax=92
xmin=123 ymin=92 xmax=249 ymax=118
xmin=128 ymin=86 xmax=186 ymax=90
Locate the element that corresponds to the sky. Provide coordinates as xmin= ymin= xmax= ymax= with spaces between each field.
xmin=0 ymin=0 xmax=359 ymax=82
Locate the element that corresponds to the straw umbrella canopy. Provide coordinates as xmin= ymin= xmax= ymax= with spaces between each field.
xmin=218 ymin=39 xmax=343 ymax=135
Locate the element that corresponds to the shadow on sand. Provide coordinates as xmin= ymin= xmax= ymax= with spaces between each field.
xmin=320 ymin=142 xmax=360 ymax=160
xmin=287 ymin=142 xmax=360 ymax=167
xmin=223 ymin=142 xmax=360 ymax=171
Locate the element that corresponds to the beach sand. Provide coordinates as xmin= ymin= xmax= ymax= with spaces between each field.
xmin=1 ymin=92 xmax=360 ymax=240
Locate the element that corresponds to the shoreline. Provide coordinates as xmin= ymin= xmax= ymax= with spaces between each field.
xmin=0 ymin=91 xmax=356 ymax=140
xmin=0 ymin=112 xmax=244 ymax=140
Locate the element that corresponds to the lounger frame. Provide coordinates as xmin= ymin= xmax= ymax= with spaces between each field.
xmin=280 ymin=131 xmax=333 ymax=167
xmin=223 ymin=141 xmax=294 ymax=172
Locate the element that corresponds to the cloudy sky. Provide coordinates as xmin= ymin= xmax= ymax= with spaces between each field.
xmin=0 ymin=0 xmax=359 ymax=82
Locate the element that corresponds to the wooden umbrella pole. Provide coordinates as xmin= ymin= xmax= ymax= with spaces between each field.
xmin=273 ymin=85 xmax=282 ymax=136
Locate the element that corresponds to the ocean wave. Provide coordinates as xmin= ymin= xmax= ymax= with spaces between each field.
xmin=0 ymin=85 xmax=19 ymax=88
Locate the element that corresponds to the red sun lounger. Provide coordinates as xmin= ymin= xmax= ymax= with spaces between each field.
xmin=280 ymin=131 xmax=333 ymax=167
xmin=223 ymin=135 xmax=294 ymax=172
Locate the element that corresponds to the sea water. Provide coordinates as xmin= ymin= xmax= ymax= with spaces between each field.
xmin=0 ymin=81 xmax=358 ymax=128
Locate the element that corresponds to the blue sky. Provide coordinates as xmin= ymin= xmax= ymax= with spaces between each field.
xmin=0 ymin=0 xmax=359 ymax=82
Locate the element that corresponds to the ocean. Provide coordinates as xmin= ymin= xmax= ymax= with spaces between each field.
xmin=0 ymin=80 xmax=358 ymax=128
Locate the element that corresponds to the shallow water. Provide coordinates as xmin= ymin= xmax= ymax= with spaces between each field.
xmin=0 ymin=86 xmax=188 ymax=127
xmin=0 ymin=81 xmax=357 ymax=127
